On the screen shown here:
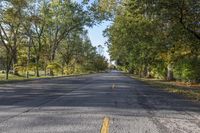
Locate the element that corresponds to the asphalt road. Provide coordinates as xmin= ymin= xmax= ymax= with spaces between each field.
xmin=0 ymin=71 xmax=200 ymax=133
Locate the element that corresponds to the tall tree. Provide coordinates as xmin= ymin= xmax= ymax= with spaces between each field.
xmin=0 ymin=0 xmax=27 ymax=79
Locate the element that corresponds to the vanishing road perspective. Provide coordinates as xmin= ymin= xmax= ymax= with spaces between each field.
xmin=0 ymin=71 xmax=200 ymax=133
xmin=1 ymin=0 xmax=200 ymax=133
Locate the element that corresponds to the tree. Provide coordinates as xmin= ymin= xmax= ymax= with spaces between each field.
xmin=43 ymin=0 xmax=93 ymax=75
xmin=104 ymin=0 xmax=200 ymax=82
xmin=0 ymin=0 xmax=27 ymax=79
xmin=0 ymin=0 xmax=108 ymax=80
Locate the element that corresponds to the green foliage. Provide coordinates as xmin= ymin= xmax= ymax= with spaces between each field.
xmin=150 ymin=61 xmax=167 ymax=79
xmin=105 ymin=0 xmax=200 ymax=82
xmin=0 ymin=0 xmax=108 ymax=80
xmin=174 ymin=58 xmax=200 ymax=82
xmin=64 ymin=66 xmax=74 ymax=75
xmin=47 ymin=62 xmax=62 ymax=74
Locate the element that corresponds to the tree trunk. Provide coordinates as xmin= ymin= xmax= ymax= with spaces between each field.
xmin=44 ymin=66 xmax=47 ymax=76
xmin=61 ymin=62 xmax=65 ymax=76
xmin=167 ymin=63 xmax=174 ymax=81
xmin=139 ymin=67 xmax=142 ymax=78
xmin=146 ymin=66 xmax=151 ymax=78
xmin=26 ymin=71 xmax=29 ymax=79
xmin=36 ymin=65 xmax=39 ymax=77
xmin=13 ymin=52 xmax=19 ymax=75
xmin=61 ymin=67 xmax=64 ymax=76
xmin=35 ymin=55 xmax=40 ymax=77
xmin=5 ymin=67 xmax=9 ymax=80
xmin=5 ymin=54 xmax=12 ymax=80
xmin=26 ymin=45 xmax=31 ymax=79
xmin=49 ymin=45 xmax=57 ymax=76
xmin=49 ymin=69 xmax=54 ymax=76
xmin=35 ymin=64 xmax=40 ymax=77
xmin=48 ymin=62 xmax=54 ymax=75
xmin=48 ymin=63 xmax=54 ymax=76
xmin=44 ymin=69 xmax=46 ymax=76
xmin=143 ymin=65 xmax=148 ymax=77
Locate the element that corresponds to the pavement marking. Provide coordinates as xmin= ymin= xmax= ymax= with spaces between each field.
xmin=112 ymin=83 xmax=115 ymax=89
xmin=100 ymin=117 xmax=110 ymax=133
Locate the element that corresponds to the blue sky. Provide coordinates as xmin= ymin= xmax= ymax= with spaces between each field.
xmin=75 ymin=0 xmax=111 ymax=60
xmin=86 ymin=21 xmax=111 ymax=61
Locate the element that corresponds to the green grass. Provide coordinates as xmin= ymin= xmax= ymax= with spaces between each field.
xmin=127 ymin=74 xmax=200 ymax=101
xmin=0 ymin=71 xmax=50 ymax=81
xmin=0 ymin=70 xmax=94 ymax=84
xmin=0 ymin=73 xmax=24 ymax=80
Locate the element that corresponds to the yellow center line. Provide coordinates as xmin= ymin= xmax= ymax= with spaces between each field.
xmin=100 ymin=117 xmax=110 ymax=133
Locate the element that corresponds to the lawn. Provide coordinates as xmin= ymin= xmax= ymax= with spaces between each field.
xmin=0 ymin=70 xmax=93 ymax=84
xmin=0 ymin=70 xmax=54 ymax=81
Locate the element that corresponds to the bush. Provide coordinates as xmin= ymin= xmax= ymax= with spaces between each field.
xmin=150 ymin=62 xmax=167 ymax=79
xmin=174 ymin=57 xmax=200 ymax=82
xmin=47 ymin=62 xmax=62 ymax=74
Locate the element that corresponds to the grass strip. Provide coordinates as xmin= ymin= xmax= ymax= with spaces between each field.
xmin=0 ymin=71 xmax=97 ymax=84
xmin=127 ymin=74 xmax=200 ymax=101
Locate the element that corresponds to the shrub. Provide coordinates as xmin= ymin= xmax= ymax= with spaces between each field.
xmin=174 ymin=57 xmax=200 ymax=82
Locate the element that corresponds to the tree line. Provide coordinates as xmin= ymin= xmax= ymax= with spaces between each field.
xmin=0 ymin=0 xmax=108 ymax=80
xmin=104 ymin=0 xmax=200 ymax=82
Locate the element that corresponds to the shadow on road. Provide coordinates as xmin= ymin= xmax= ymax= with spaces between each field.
xmin=0 ymin=72 xmax=200 ymax=114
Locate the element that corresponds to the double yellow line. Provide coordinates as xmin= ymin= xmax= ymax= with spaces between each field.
xmin=100 ymin=117 xmax=110 ymax=133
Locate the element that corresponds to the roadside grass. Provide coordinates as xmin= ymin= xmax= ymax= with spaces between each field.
xmin=0 ymin=71 xmax=51 ymax=81
xmin=0 ymin=73 xmax=24 ymax=80
xmin=127 ymin=74 xmax=200 ymax=101
xmin=0 ymin=70 xmax=96 ymax=84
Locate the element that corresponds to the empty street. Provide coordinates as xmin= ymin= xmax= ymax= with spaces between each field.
xmin=0 ymin=71 xmax=200 ymax=133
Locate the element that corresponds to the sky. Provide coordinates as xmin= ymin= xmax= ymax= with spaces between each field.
xmin=74 ymin=0 xmax=112 ymax=61
xmin=86 ymin=21 xmax=112 ymax=61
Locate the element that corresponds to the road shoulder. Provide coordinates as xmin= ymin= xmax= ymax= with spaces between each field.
xmin=125 ymin=73 xmax=200 ymax=102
